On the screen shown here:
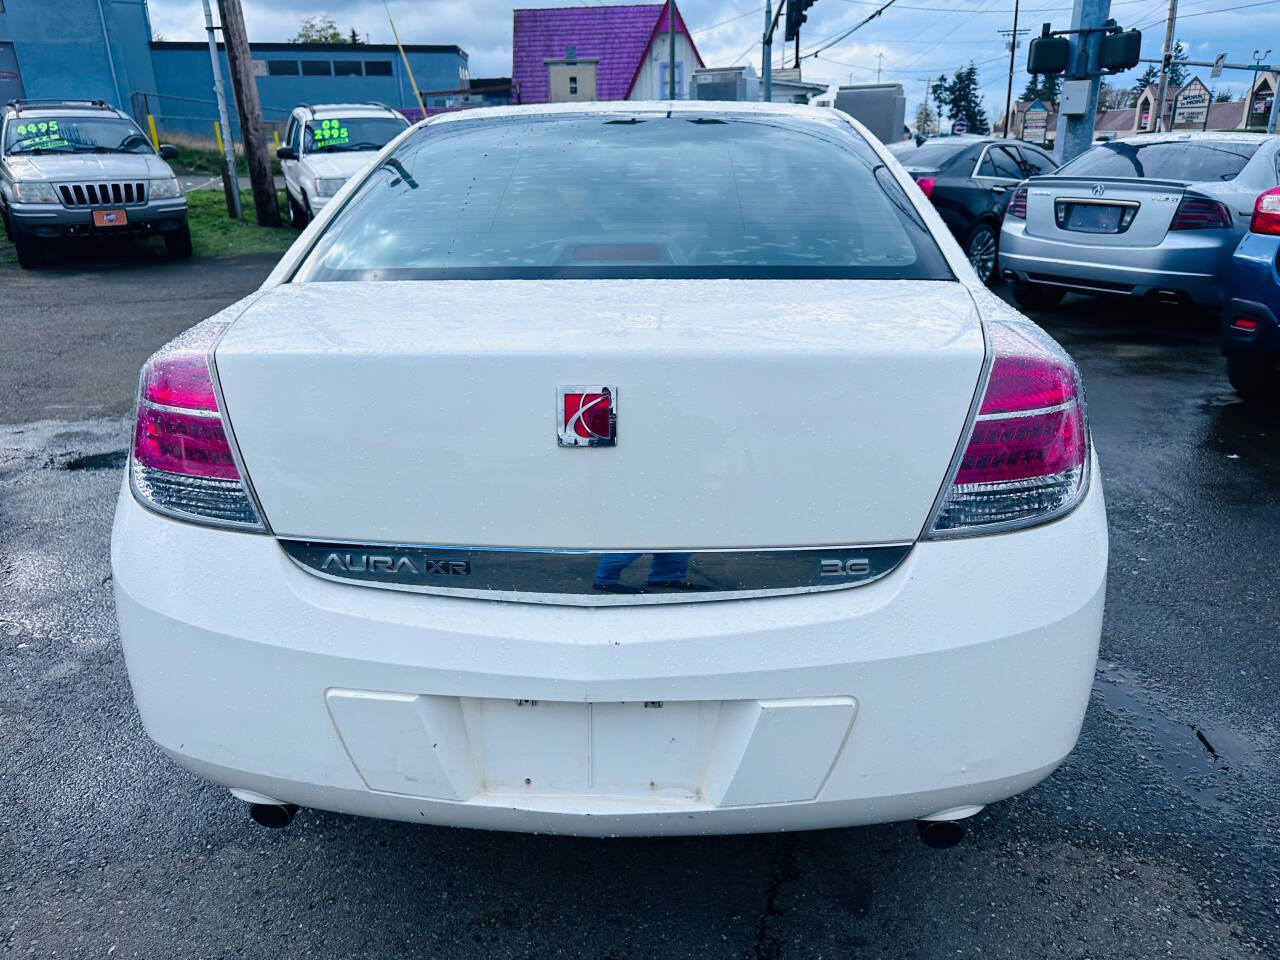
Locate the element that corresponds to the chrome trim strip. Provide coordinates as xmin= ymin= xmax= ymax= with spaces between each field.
xmin=140 ymin=398 xmax=221 ymax=419
xmin=975 ymin=398 xmax=1077 ymax=421
xmin=278 ymin=539 xmax=913 ymax=606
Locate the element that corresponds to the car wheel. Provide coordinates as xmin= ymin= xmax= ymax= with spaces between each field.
xmin=289 ymin=194 xmax=307 ymax=229
xmin=12 ymin=227 xmax=46 ymax=269
xmin=1226 ymin=355 xmax=1279 ymax=401
xmin=965 ymin=223 xmax=999 ymax=286
xmin=164 ymin=222 xmax=193 ymax=258
xmin=1011 ymin=282 xmax=1066 ymax=311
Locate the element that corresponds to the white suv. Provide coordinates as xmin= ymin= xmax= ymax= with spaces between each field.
xmin=278 ymin=102 xmax=409 ymax=228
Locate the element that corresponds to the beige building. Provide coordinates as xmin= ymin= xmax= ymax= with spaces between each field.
xmin=1001 ymin=71 xmax=1277 ymax=146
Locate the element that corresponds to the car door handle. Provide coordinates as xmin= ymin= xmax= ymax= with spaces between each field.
xmin=991 ymin=185 xmax=1008 ymax=193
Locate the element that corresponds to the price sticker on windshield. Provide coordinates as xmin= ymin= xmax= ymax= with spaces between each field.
xmin=312 ymin=119 xmax=349 ymax=148
xmin=12 ymin=120 xmax=68 ymax=151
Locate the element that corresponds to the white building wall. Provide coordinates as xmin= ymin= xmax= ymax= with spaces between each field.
xmin=628 ymin=32 xmax=700 ymax=100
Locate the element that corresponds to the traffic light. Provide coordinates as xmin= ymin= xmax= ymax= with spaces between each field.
xmin=1099 ymin=29 xmax=1142 ymax=73
xmin=784 ymin=0 xmax=816 ymax=44
xmin=1161 ymin=52 xmax=1173 ymax=75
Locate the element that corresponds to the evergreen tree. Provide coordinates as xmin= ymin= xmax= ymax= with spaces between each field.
xmin=1169 ymin=40 xmax=1189 ymax=88
xmin=1020 ymin=73 xmax=1061 ymax=104
xmin=1131 ymin=64 xmax=1159 ymax=96
xmin=933 ymin=63 xmax=990 ymax=134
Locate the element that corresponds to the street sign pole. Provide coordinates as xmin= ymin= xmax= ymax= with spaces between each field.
xmin=1052 ymin=0 xmax=1110 ymax=164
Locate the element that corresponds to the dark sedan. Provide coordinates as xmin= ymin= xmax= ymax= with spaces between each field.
xmin=889 ymin=136 xmax=1057 ymax=284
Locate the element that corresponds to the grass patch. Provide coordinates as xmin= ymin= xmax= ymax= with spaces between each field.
xmin=187 ymin=189 xmax=298 ymax=258
xmin=0 ymin=188 xmax=297 ymax=264
xmin=162 ymin=133 xmax=283 ymax=179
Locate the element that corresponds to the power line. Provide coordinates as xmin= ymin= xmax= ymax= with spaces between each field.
xmin=801 ymin=0 xmax=903 ymax=59
xmin=691 ymin=7 xmax=764 ymax=35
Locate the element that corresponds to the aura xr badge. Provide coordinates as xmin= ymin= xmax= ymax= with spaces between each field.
xmin=558 ymin=385 xmax=617 ymax=447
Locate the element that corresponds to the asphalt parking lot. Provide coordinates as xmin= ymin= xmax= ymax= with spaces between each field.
xmin=2 ymin=255 xmax=1278 ymax=958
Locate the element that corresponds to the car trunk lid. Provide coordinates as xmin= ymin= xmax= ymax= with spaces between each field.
xmin=1023 ymin=176 xmax=1189 ymax=247
xmin=214 ymin=279 xmax=984 ymax=549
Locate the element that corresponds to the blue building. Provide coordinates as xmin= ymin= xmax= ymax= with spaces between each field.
xmin=0 ymin=0 xmax=468 ymax=141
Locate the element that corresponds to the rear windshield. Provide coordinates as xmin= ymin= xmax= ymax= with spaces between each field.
xmin=893 ymin=140 xmax=977 ymax=169
xmin=1056 ymin=140 xmax=1261 ymax=182
xmin=294 ymin=112 xmax=953 ymax=282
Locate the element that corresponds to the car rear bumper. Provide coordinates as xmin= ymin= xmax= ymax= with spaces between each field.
xmin=1221 ymin=234 xmax=1280 ymax=359
xmin=111 ymin=466 xmax=1107 ymax=837
xmin=7 ymin=199 xmax=187 ymax=238
xmin=999 ymin=222 xmax=1235 ymax=306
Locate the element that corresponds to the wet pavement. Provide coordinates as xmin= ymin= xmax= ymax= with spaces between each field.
xmin=2 ymin=271 xmax=1279 ymax=958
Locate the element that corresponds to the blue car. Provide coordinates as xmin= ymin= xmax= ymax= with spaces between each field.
xmin=1222 ymin=187 xmax=1280 ymax=398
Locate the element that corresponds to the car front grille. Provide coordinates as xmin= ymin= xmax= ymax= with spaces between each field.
xmin=58 ymin=181 xmax=147 ymax=207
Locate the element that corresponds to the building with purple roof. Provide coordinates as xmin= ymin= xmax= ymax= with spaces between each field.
xmin=512 ymin=3 xmax=704 ymax=105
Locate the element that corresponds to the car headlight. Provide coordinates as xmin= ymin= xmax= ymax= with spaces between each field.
xmin=12 ymin=181 xmax=59 ymax=203
xmin=149 ymin=177 xmax=184 ymax=200
xmin=313 ymin=177 xmax=345 ymax=198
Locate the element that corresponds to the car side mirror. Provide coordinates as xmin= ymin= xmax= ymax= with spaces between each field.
xmin=158 ymin=144 xmax=178 ymax=161
xmin=277 ymin=146 xmax=297 ymax=161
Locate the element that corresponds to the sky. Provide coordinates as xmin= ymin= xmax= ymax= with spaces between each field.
xmin=147 ymin=0 xmax=1280 ymax=123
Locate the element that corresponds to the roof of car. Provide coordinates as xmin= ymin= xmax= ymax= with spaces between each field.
xmin=425 ymin=100 xmax=854 ymax=130
xmin=299 ymin=102 xmax=405 ymax=120
xmin=1112 ymin=131 xmax=1277 ymax=145
xmin=3 ymin=100 xmax=128 ymax=120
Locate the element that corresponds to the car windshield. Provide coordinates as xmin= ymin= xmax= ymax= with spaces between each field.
xmin=305 ymin=117 xmax=408 ymax=153
xmin=295 ymin=112 xmax=954 ymax=282
xmin=1055 ymin=139 xmax=1261 ymax=182
xmin=4 ymin=116 xmax=154 ymax=155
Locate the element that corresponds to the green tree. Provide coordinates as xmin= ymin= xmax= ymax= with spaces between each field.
xmin=1020 ymin=73 xmax=1061 ymax=104
xmin=933 ymin=63 xmax=990 ymax=134
xmin=292 ymin=14 xmax=345 ymax=44
xmin=1214 ymin=89 xmax=1234 ymax=103
xmin=1131 ymin=64 xmax=1159 ymax=96
xmin=1168 ymin=40 xmax=1188 ymax=88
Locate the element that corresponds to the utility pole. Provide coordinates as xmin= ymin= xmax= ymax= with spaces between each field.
xmin=667 ymin=0 xmax=677 ymax=99
xmin=1052 ymin=0 xmax=1110 ymax=164
xmin=877 ymin=51 xmax=883 ymax=83
xmin=200 ymin=0 xmax=240 ymax=220
xmin=763 ymin=0 xmax=772 ymax=102
xmin=216 ymin=0 xmax=281 ymax=227
xmin=1152 ymin=0 xmax=1177 ymax=131
xmin=1001 ymin=0 xmax=1022 ymax=138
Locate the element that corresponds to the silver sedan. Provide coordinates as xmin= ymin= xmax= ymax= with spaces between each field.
xmin=998 ymin=132 xmax=1280 ymax=310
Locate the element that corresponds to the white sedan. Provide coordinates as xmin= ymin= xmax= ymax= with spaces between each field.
xmin=112 ymin=102 xmax=1106 ymax=844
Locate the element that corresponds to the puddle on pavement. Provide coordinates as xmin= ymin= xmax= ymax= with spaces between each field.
xmin=56 ymin=449 xmax=128 ymax=471
xmin=1093 ymin=660 xmax=1261 ymax=814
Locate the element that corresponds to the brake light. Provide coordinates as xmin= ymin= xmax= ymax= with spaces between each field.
xmin=915 ymin=175 xmax=935 ymax=198
xmin=1169 ymin=196 xmax=1233 ymax=230
xmin=1250 ymin=187 xmax=1280 ymax=235
xmin=131 ymin=318 xmax=264 ymax=529
xmin=1231 ymin=316 xmax=1259 ymax=331
xmin=1006 ymin=186 xmax=1027 ymax=219
xmin=927 ymin=323 xmax=1088 ymax=535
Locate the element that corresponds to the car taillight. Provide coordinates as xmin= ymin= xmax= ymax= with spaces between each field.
xmin=1006 ymin=186 xmax=1027 ymax=219
xmin=131 ymin=319 xmax=264 ymax=530
xmin=1249 ymin=187 xmax=1280 ymax=235
xmin=1169 ymin=196 xmax=1233 ymax=230
xmin=1230 ymin=316 xmax=1259 ymax=331
xmin=927 ymin=322 xmax=1089 ymax=536
xmin=915 ymin=175 xmax=935 ymax=198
